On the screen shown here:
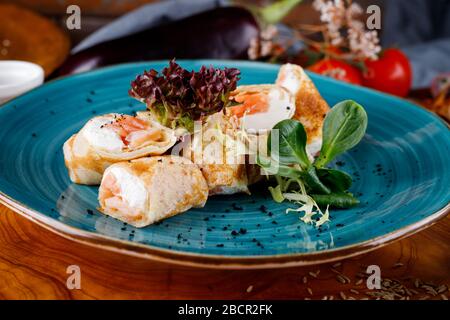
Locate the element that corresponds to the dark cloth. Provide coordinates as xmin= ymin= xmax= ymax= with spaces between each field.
xmin=73 ymin=0 xmax=226 ymax=53
xmin=382 ymin=0 xmax=450 ymax=88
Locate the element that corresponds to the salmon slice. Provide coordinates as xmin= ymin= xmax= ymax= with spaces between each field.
xmin=229 ymin=91 xmax=269 ymax=118
xmin=104 ymin=115 xmax=163 ymax=148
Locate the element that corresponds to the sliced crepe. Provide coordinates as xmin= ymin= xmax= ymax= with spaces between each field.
xmin=63 ymin=113 xmax=176 ymax=185
xmin=98 ymin=156 xmax=208 ymax=227
xmin=276 ymin=63 xmax=330 ymax=157
xmin=182 ymin=113 xmax=250 ymax=195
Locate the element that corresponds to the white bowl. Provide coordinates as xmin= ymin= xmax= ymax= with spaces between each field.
xmin=0 ymin=60 xmax=44 ymax=105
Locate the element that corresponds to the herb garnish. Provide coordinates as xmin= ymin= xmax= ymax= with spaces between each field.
xmin=257 ymin=100 xmax=368 ymax=227
xmin=129 ymin=59 xmax=240 ymax=132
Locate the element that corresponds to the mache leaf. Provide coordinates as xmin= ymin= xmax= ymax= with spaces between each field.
xmin=317 ymin=168 xmax=353 ymax=192
xmin=268 ymin=119 xmax=311 ymax=168
xmin=311 ymin=192 xmax=360 ymax=209
xmin=315 ymin=100 xmax=368 ymax=167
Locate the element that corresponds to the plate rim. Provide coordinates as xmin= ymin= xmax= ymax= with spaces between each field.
xmin=0 ymin=60 xmax=449 ymax=269
xmin=1 ymin=190 xmax=448 ymax=269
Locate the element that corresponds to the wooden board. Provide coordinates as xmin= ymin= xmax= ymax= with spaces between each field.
xmin=0 ymin=4 xmax=70 ymax=76
xmin=0 ymin=204 xmax=448 ymax=300
xmin=0 ymin=0 xmax=158 ymax=16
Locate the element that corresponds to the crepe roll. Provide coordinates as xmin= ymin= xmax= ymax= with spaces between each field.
xmin=191 ymin=138 xmax=250 ymax=195
xmin=184 ymin=113 xmax=250 ymax=195
xmin=276 ymin=63 xmax=330 ymax=157
xmin=228 ymin=84 xmax=295 ymax=132
xmin=98 ymin=156 xmax=208 ymax=227
xmin=198 ymin=163 xmax=249 ymax=195
xmin=63 ymin=113 xmax=176 ymax=185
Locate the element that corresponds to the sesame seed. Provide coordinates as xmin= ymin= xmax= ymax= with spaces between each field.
xmin=332 ymin=262 xmax=342 ymax=268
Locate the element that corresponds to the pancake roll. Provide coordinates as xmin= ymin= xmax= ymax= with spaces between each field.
xmin=98 ymin=156 xmax=208 ymax=227
xmin=183 ymin=113 xmax=250 ymax=195
xmin=63 ymin=113 xmax=176 ymax=185
xmin=276 ymin=63 xmax=330 ymax=158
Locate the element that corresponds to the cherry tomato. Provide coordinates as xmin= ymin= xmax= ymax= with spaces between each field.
xmin=308 ymin=59 xmax=363 ymax=85
xmin=362 ymin=48 xmax=412 ymax=97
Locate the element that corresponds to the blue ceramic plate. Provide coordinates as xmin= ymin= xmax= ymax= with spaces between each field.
xmin=0 ymin=61 xmax=449 ymax=269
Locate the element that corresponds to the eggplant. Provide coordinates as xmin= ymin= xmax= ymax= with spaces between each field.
xmin=57 ymin=7 xmax=259 ymax=76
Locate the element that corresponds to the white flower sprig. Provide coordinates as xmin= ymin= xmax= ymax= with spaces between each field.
xmin=313 ymin=0 xmax=381 ymax=60
xmin=248 ymin=25 xmax=279 ymax=60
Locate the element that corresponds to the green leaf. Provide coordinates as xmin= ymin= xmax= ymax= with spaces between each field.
xmin=315 ymin=100 xmax=368 ymax=167
xmin=177 ymin=114 xmax=194 ymax=132
xmin=269 ymin=185 xmax=285 ymax=203
xmin=302 ymin=165 xmax=331 ymax=195
xmin=317 ymin=168 xmax=353 ymax=192
xmin=257 ymin=155 xmax=299 ymax=178
xmin=311 ymin=192 xmax=360 ymax=209
xmin=253 ymin=0 xmax=303 ymax=25
xmin=268 ymin=119 xmax=311 ymax=168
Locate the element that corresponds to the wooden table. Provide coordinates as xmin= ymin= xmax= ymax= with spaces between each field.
xmin=0 ymin=204 xmax=448 ymax=300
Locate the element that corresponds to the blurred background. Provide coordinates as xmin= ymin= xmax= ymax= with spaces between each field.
xmin=0 ymin=0 xmax=449 ymax=120
xmin=0 ymin=0 xmax=384 ymax=45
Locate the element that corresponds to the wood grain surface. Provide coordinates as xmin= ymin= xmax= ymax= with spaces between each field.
xmin=0 ymin=0 xmax=158 ymax=16
xmin=0 ymin=204 xmax=448 ymax=300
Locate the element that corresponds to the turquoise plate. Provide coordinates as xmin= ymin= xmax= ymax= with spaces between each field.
xmin=0 ymin=61 xmax=449 ymax=269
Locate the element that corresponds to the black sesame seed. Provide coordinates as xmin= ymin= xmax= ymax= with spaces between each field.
xmin=232 ymin=203 xmax=243 ymax=211
xmin=336 ymin=161 xmax=345 ymax=167
xmin=86 ymin=209 xmax=94 ymax=215
xmin=259 ymin=205 xmax=267 ymax=213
